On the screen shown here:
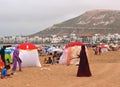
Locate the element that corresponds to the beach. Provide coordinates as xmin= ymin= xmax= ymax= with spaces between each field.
xmin=0 ymin=48 xmax=120 ymax=87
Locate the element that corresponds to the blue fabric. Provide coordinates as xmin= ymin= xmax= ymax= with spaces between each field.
xmin=5 ymin=49 xmax=11 ymax=54
xmin=1 ymin=68 xmax=7 ymax=76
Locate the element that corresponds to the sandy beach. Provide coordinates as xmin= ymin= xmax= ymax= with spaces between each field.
xmin=0 ymin=48 xmax=120 ymax=87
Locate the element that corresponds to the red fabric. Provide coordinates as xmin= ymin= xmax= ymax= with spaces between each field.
xmin=37 ymin=46 xmax=44 ymax=50
xmin=65 ymin=42 xmax=84 ymax=48
xmin=0 ymin=58 xmax=4 ymax=71
xmin=18 ymin=43 xmax=37 ymax=50
xmin=100 ymin=45 xmax=107 ymax=48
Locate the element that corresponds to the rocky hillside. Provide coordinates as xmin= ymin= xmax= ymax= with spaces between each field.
xmin=32 ymin=9 xmax=120 ymax=37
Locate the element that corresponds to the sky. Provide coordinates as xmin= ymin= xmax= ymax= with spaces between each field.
xmin=0 ymin=0 xmax=120 ymax=36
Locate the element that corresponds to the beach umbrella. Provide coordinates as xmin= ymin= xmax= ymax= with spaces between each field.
xmin=65 ymin=42 xmax=84 ymax=48
xmin=52 ymin=48 xmax=63 ymax=52
xmin=100 ymin=45 xmax=107 ymax=48
xmin=47 ymin=46 xmax=56 ymax=52
xmin=18 ymin=42 xmax=37 ymax=50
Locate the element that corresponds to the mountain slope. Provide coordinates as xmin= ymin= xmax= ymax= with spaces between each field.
xmin=32 ymin=9 xmax=120 ymax=36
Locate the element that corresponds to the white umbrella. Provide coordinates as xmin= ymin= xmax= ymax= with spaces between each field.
xmin=52 ymin=48 xmax=63 ymax=52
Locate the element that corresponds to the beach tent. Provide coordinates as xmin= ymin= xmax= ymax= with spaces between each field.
xmin=100 ymin=45 xmax=108 ymax=53
xmin=18 ymin=43 xmax=41 ymax=67
xmin=59 ymin=42 xmax=85 ymax=65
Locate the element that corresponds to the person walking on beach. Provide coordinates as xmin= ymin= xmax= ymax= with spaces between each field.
xmin=77 ymin=45 xmax=92 ymax=77
xmin=11 ymin=46 xmax=22 ymax=74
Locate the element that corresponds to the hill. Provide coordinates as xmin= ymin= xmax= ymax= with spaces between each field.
xmin=32 ymin=9 xmax=120 ymax=36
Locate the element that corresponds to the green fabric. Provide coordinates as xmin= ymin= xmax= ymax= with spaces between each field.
xmin=5 ymin=54 xmax=13 ymax=63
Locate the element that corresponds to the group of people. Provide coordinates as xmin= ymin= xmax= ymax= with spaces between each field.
xmin=0 ymin=44 xmax=92 ymax=79
xmin=43 ymin=51 xmax=60 ymax=65
xmin=43 ymin=45 xmax=92 ymax=77
xmin=0 ymin=45 xmax=22 ymax=79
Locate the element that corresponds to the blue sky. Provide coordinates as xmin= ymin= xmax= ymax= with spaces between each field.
xmin=0 ymin=0 xmax=120 ymax=36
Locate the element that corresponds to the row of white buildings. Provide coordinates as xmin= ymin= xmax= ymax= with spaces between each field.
xmin=0 ymin=33 xmax=120 ymax=44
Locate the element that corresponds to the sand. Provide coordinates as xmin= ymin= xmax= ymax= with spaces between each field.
xmin=0 ymin=48 xmax=120 ymax=87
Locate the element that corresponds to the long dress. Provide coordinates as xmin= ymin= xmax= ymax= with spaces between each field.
xmin=12 ymin=46 xmax=22 ymax=72
xmin=77 ymin=45 xmax=92 ymax=77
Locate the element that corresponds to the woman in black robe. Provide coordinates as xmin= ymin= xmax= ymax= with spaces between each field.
xmin=77 ymin=45 xmax=92 ymax=77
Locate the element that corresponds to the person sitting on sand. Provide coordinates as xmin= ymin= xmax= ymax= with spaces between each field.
xmin=1 ymin=65 xmax=11 ymax=79
xmin=47 ymin=57 xmax=53 ymax=64
xmin=43 ymin=58 xmax=48 ymax=64
xmin=52 ymin=55 xmax=58 ymax=64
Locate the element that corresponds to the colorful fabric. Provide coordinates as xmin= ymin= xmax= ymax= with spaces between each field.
xmin=5 ymin=54 xmax=13 ymax=64
xmin=1 ymin=68 xmax=7 ymax=76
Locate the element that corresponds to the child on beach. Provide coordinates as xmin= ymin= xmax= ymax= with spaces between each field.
xmin=1 ymin=65 xmax=11 ymax=79
xmin=52 ymin=55 xmax=58 ymax=64
xmin=43 ymin=58 xmax=48 ymax=64
xmin=47 ymin=57 xmax=53 ymax=64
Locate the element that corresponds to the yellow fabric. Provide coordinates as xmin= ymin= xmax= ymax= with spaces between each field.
xmin=5 ymin=54 xmax=13 ymax=63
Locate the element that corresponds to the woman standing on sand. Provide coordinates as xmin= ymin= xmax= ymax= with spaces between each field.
xmin=77 ymin=45 xmax=92 ymax=77
xmin=11 ymin=46 xmax=22 ymax=74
